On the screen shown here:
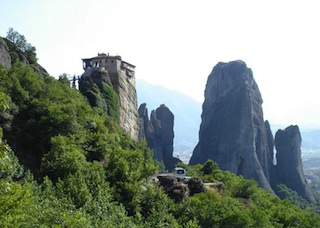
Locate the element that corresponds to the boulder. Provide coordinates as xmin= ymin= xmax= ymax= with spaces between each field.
xmin=157 ymin=175 xmax=189 ymax=202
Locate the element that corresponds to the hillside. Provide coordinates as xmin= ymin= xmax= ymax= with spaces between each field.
xmin=1 ymin=33 xmax=320 ymax=226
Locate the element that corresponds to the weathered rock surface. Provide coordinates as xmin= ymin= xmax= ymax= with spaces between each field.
xmin=274 ymin=125 xmax=316 ymax=204
xmin=108 ymin=70 xmax=139 ymax=141
xmin=189 ymin=60 xmax=315 ymax=203
xmin=139 ymin=104 xmax=181 ymax=171
xmin=80 ymin=67 xmax=139 ymax=141
xmin=190 ymin=60 xmax=273 ymax=191
xmin=0 ymin=38 xmax=12 ymax=70
xmin=79 ymin=69 xmax=113 ymax=114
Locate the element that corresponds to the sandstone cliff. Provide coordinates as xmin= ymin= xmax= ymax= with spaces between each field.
xmin=274 ymin=125 xmax=316 ymax=204
xmin=108 ymin=69 xmax=139 ymax=141
xmin=190 ymin=60 xmax=316 ymax=203
xmin=138 ymin=103 xmax=181 ymax=171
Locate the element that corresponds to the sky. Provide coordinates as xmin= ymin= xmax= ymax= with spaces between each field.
xmin=1 ymin=0 xmax=320 ymax=127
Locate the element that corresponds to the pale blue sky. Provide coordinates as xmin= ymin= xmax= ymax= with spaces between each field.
xmin=1 ymin=0 xmax=320 ymax=127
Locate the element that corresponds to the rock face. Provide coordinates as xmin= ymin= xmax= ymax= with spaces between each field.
xmin=79 ymin=68 xmax=115 ymax=115
xmin=108 ymin=69 xmax=139 ymax=142
xmin=275 ymin=126 xmax=316 ymax=204
xmin=0 ymin=38 xmax=12 ymax=70
xmin=190 ymin=60 xmax=273 ymax=191
xmin=138 ymin=103 xmax=151 ymax=141
xmin=139 ymin=103 xmax=181 ymax=171
xmin=189 ymin=60 xmax=315 ymax=203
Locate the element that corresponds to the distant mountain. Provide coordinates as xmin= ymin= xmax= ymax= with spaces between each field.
xmin=136 ymin=79 xmax=201 ymax=163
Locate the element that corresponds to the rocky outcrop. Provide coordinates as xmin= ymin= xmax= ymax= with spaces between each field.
xmin=79 ymin=68 xmax=114 ymax=115
xmin=189 ymin=60 xmax=315 ymax=203
xmin=139 ymin=104 xmax=181 ymax=171
xmin=274 ymin=125 xmax=316 ymax=204
xmin=0 ymin=38 xmax=12 ymax=70
xmin=0 ymin=37 xmax=47 ymax=75
xmin=190 ymin=60 xmax=273 ymax=191
xmin=80 ymin=67 xmax=139 ymax=141
xmin=157 ymin=175 xmax=189 ymax=202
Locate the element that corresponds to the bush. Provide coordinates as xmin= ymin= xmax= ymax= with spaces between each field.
xmin=201 ymin=159 xmax=219 ymax=175
xmin=188 ymin=177 xmax=205 ymax=196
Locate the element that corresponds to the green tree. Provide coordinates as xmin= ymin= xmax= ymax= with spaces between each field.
xmin=0 ymin=139 xmax=23 ymax=180
xmin=6 ymin=28 xmax=37 ymax=64
xmin=6 ymin=28 xmax=28 ymax=51
xmin=41 ymin=135 xmax=87 ymax=181
xmin=58 ymin=73 xmax=71 ymax=86
xmin=201 ymin=159 xmax=219 ymax=175
xmin=188 ymin=177 xmax=205 ymax=196
xmin=0 ymin=91 xmax=23 ymax=180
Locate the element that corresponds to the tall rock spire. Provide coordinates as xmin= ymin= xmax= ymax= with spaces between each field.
xmin=190 ymin=60 xmax=273 ymax=191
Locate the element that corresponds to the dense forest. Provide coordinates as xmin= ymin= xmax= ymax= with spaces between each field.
xmin=1 ymin=32 xmax=320 ymax=227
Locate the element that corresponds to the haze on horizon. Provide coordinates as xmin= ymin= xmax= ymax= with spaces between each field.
xmin=1 ymin=0 xmax=320 ymax=128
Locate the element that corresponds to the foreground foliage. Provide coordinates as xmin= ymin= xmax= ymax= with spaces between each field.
xmin=0 ymin=40 xmax=320 ymax=227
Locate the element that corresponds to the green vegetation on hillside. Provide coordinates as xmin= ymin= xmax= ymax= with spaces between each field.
xmin=0 ymin=34 xmax=320 ymax=227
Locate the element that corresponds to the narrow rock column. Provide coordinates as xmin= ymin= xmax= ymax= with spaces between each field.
xmin=275 ymin=125 xmax=316 ymax=204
